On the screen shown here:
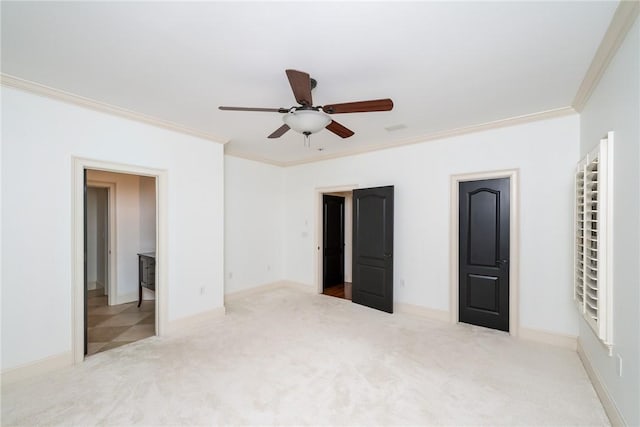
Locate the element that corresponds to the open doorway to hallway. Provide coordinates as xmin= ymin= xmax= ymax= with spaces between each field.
xmin=321 ymin=191 xmax=353 ymax=301
xmin=85 ymin=170 xmax=157 ymax=355
xmin=317 ymin=185 xmax=395 ymax=313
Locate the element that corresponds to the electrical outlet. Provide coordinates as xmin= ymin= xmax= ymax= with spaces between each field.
xmin=401 ymin=279 xmax=405 ymax=287
xmin=267 ymin=265 xmax=271 ymax=271
xmin=228 ymin=272 xmax=233 ymax=279
xmin=200 ymin=286 xmax=206 ymax=295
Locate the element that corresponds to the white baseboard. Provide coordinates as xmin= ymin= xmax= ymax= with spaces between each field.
xmin=280 ymin=280 xmax=314 ymax=293
xmin=95 ymin=280 xmax=104 ymax=289
xmin=170 ymin=281 xmax=313 ymax=332
xmin=167 ymin=306 xmax=226 ymax=334
xmin=142 ymin=287 xmax=155 ymax=301
xmin=224 ymin=285 xmax=577 ymax=352
xmin=0 ymin=352 xmax=73 ymax=386
xmin=114 ymin=291 xmax=137 ymax=305
xmin=518 ymin=327 xmax=578 ymax=350
xmin=225 ymin=281 xmax=288 ymax=302
xmin=87 ymin=281 xmax=97 ymax=291
xmin=394 ymin=302 xmax=449 ymax=322
xmin=224 ymin=280 xmax=313 ymax=302
xmin=577 ymin=339 xmax=625 ymax=426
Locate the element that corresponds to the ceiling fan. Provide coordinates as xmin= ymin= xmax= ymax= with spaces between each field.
xmin=219 ymin=69 xmax=393 ymax=144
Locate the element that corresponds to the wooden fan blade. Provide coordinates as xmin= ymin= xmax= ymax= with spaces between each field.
xmin=322 ymin=98 xmax=393 ymax=114
xmin=219 ymin=106 xmax=289 ymax=113
xmin=285 ymin=69 xmax=313 ymax=106
xmin=268 ymin=124 xmax=290 ymax=139
xmin=326 ymin=120 xmax=354 ymax=138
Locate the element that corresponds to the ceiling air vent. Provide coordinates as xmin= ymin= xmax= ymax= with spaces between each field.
xmin=385 ymin=124 xmax=407 ymax=132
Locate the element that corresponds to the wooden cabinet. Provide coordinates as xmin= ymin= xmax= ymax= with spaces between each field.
xmin=138 ymin=252 xmax=155 ymax=307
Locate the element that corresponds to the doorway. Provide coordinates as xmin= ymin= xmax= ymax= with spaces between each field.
xmin=316 ymin=185 xmax=395 ymax=313
xmin=86 ymin=187 xmax=109 ymax=298
xmin=458 ymin=178 xmax=510 ymax=331
xmin=86 ymin=182 xmax=117 ymax=306
xmin=450 ymin=170 xmax=520 ymax=336
xmin=322 ymin=194 xmax=349 ymax=300
xmin=73 ymin=157 xmax=168 ymax=364
xmin=84 ymin=170 xmax=157 ymax=355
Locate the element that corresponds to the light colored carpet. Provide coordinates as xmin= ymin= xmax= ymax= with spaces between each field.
xmin=1 ymin=287 xmax=608 ymax=426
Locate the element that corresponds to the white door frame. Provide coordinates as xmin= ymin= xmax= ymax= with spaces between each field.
xmin=314 ymin=184 xmax=358 ymax=294
xmin=73 ymin=157 xmax=168 ymax=364
xmin=87 ymin=181 xmax=117 ymax=305
xmin=449 ymin=169 xmax=520 ymax=336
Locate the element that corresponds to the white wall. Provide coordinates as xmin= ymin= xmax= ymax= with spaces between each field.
xmin=224 ymin=155 xmax=284 ymax=295
xmin=1 ymin=87 xmax=224 ymax=371
xmin=284 ymin=115 xmax=581 ymax=336
xmin=578 ymin=17 xmax=639 ymax=427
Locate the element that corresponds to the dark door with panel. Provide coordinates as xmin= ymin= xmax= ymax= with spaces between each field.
xmin=323 ymin=195 xmax=345 ymax=289
xmin=459 ymin=178 xmax=510 ymax=331
xmin=352 ymin=186 xmax=394 ymax=313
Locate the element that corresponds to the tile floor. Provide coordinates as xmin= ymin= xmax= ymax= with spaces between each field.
xmin=87 ymin=288 xmax=155 ymax=355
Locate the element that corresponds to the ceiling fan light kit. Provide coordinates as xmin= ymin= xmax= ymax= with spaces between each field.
xmin=219 ymin=69 xmax=393 ymax=147
xmin=282 ymin=109 xmax=331 ymax=135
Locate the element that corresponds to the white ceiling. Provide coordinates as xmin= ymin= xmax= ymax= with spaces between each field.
xmin=1 ymin=1 xmax=618 ymax=165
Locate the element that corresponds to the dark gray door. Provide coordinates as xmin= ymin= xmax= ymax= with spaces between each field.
xmin=352 ymin=186 xmax=394 ymax=313
xmin=323 ymin=195 xmax=345 ymax=288
xmin=459 ymin=178 xmax=510 ymax=331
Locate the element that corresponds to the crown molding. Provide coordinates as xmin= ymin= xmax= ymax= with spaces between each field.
xmin=2 ymin=73 xmax=575 ymax=167
xmin=223 ymin=147 xmax=288 ymax=167
xmin=225 ymin=106 xmax=575 ymax=167
xmin=0 ymin=74 xmax=229 ymax=144
xmin=572 ymin=0 xmax=640 ymax=112
xmin=272 ymin=106 xmax=576 ymax=167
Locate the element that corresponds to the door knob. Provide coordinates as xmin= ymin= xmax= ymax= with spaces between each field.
xmin=497 ymin=259 xmax=509 ymax=265
xmin=384 ymin=253 xmax=392 ymax=258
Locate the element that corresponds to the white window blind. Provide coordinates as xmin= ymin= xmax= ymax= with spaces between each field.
xmin=574 ymin=131 xmax=613 ymax=347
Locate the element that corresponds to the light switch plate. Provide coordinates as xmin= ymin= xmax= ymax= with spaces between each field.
xmin=616 ymin=354 xmax=622 ymax=377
